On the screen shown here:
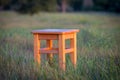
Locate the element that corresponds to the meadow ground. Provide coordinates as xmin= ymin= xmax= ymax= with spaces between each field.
xmin=0 ymin=11 xmax=120 ymax=80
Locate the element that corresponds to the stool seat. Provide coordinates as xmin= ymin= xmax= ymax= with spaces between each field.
xmin=32 ymin=29 xmax=79 ymax=71
xmin=32 ymin=29 xmax=79 ymax=34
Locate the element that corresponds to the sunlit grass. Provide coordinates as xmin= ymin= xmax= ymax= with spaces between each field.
xmin=0 ymin=11 xmax=120 ymax=80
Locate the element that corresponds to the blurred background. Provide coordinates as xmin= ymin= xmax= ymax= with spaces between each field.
xmin=0 ymin=0 xmax=120 ymax=14
xmin=0 ymin=0 xmax=120 ymax=80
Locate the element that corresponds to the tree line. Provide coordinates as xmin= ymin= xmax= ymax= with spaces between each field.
xmin=0 ymin=0 xmax=120 ymax=14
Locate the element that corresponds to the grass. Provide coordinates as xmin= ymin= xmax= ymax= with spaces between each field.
xmin=0 ymin=11 xmax=120 ymax=80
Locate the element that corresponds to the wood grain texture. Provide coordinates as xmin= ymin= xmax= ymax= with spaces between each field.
xmin=32 ymin=29 xmax=79 ymax=71
xmin=59 ymin=34 xmax=66 ymax=71
xmin=34 ymin=34 xmax=40 ymax=65
xmin=70 ymin=33 xmax=77 ymax=68
xmin=46 ymin=40 xmax=53 ymax=63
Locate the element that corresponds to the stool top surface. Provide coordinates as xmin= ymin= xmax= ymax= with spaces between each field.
xmin=32 ymin=29 xmax=79 ymax=34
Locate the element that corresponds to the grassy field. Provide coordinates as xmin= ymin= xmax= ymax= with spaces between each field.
xmin=0 ymin=11 xmax=120 ymax=80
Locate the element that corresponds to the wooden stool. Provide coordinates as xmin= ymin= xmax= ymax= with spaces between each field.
xmin=32 ymin=29 xmax=79 ymax=71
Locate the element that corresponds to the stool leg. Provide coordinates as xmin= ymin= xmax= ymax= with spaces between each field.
xmin=46 ymin=40 xmax=53 ymax=64
xmin=34 ymin=34 xmax=40 ymax=65
xmin=59 ymin=35 xmax=65 ymax=71
xmin=70 ymin=33 xmax=77 ymax=68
